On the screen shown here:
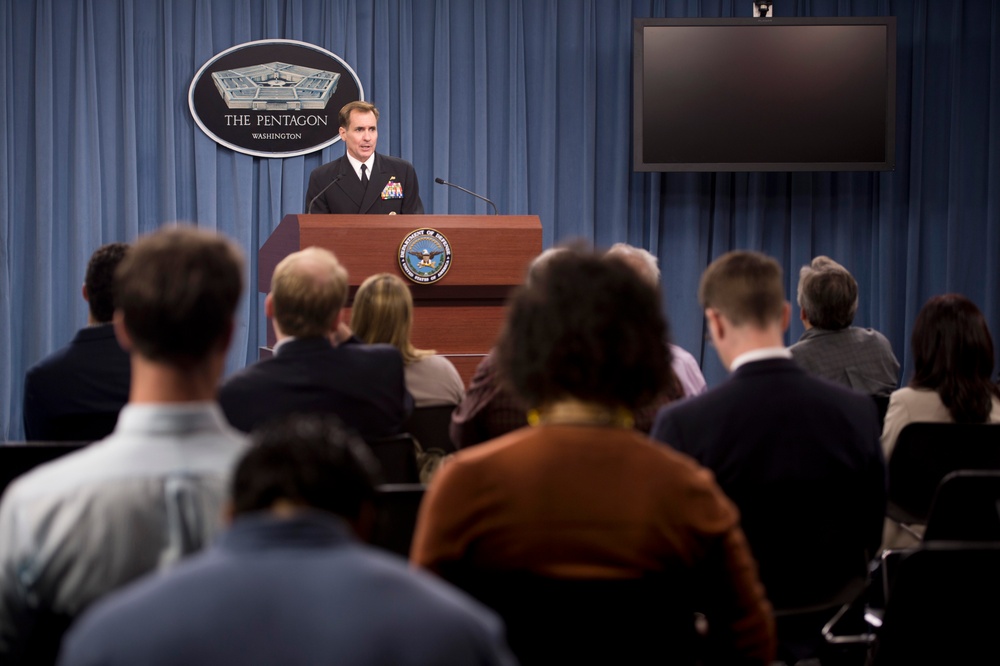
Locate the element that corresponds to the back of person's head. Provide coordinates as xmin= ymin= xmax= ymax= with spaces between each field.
xmin=85 ymin=242 xmax=130 ymax=323
xmin=351 ymin=273 xmax=430 ymax=364
xmin=605 ymin=243 xmax=660 ymax=290
xmin=497 ymin=249 xmax=672 ymax=412
xmin=699 ymin=250 xmax=785 ymax=328
xmin=231 ymin=414 xmax=382 ymax=525
xmin=115 ymin=226 xmax=243 ymax=367
xmin=271 ymin=247 xmax=348 ymax=338
xmin=911 ymin=294 xmax=1000 ymax=423
xmin=797 ymin=256 xmax=858 ymax=330
xmin=524 ymin=246 xmax=571 ymax=286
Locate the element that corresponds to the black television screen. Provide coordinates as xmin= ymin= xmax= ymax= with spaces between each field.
xmin=633 ymin=17 xmax=896 ymax=172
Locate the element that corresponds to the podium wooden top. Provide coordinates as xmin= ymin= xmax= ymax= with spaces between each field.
xmin=259 ymin=214 xmax=543 ymax=293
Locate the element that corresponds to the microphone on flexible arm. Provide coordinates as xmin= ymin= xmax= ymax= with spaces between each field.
xmin=434 ymin=177 xmax=500 ymax=215
xmin=307 ymin=174 xmax=346 ymax=214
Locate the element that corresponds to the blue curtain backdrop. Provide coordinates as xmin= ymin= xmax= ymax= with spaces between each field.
xmin=1 ymin=0 xmax=998 ymax=439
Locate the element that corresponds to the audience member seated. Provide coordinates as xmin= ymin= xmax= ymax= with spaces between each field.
xmin=450 ymin=244 xmax=696 ymax=448
xmin=790 ymin=255 xmax=899 ymax=396
xmin=351 ymin=273 xmax=464 ymax=408
xmin=0 ymin=227 xmax=248 ymax=662
xmin=218 ymin=247 xmax=412 ymax=440
xmin=651 ymin=250 xmax=884 ymax=664
xmin=23 ymin=243 xmax=131 ymax=441
xmin=881 ymin=294 xmax=1000 ymax=549
xmin=58 ymin=415 xmax=515 ymax=666
xmin=605 ymin=243 xmax=707 ymax=398
xmin=448 ymin=348 xmax=527 ymax=449
xmin=412 ymin=249 xmax=775 ymax=664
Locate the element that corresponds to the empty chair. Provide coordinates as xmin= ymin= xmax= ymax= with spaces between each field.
xmin=887 ymin=423 xmax=1000 ymax=526
xmin=923 ymin=470 xmax=1000 ymax=542
xmin=872 ymin=543 xmax=1000 ymax=664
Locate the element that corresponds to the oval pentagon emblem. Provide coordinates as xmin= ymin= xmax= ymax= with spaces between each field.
xmin=188 ymin=39 xmax=363 ymax=158
xmin=399 ymin=229 xmax=453 ymax=284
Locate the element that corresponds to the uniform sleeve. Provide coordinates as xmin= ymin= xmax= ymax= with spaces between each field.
xmin=304 ymin=167 xmax=331 ymax=214
xmin=401 ymin=163 xmax=424 ymax=214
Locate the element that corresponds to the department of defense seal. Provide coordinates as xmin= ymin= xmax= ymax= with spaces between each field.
xmin=398 ymin=229 xmax=452 ymax=284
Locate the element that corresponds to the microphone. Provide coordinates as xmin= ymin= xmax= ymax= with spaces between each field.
xmin=307 ymin=174 xmax=346 ymax=214
xmin=434 ymin=177 xmax=499 ymax=215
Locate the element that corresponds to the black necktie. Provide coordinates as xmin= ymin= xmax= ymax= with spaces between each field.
xmin=360 ymin=164 xmax=369 ymax=189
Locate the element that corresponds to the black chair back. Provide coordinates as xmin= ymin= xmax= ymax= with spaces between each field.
xmin=0 ymin=442 xmax=88 ymax=498
xmin=368 ymin=483 xmax=425 ymax=557
xmin=873 ymin=543 xmax=1000 ymax=665
xmin=403 ymin=405 xmax=457 ymax=453
xmin=452 ymin=570 xmax=698 ymax=665
xmin=924 ymin=470 xmax=1000 ymax=542
xmin=887 ymin=423 xmax=1000 ymax=524
xmin=870 ymin=393 xmax=890 ymax=429
xmin=29 ymin=412 xmax=120 ymax=443
xmin=365 ymin=434 xmax=421 ymax=484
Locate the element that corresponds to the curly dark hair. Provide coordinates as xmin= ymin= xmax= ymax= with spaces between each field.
xmin=232 ymin=414 xmax=383 ymax=520
xmin=496 ymin=249 xmax=673 ymax=411
xmin=84 ymin=242 xmax=129 ymax=323
xmin=911 ymin=294 xmax=1000 ymax=423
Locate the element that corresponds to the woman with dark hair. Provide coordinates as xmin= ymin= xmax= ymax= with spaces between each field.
xmin=411 ymin=249 xmax=775 ymax=663
xmin=881 ymin=294 xmax=1000 ymax=459
xmin=880 ymin=294 xmax=1000 ymax=549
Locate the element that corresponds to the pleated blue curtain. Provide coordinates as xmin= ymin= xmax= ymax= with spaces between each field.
xmin=1 ymin=0 xmax=998 ymax=438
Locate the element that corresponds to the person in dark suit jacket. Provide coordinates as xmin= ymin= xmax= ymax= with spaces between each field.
xmin=59 ymin=415 xmax=515 ymax=666
xmin=218 ymin=246 xmax=412 ymax=440
xmin=22 ymin=243 xmax=131 ymax=441
xmin=650 ymin=250 xmax=885 ymax=664
xmin=305 ymin=101 xmax=423 ymax=215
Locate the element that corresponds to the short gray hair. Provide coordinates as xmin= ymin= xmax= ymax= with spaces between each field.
xmin=797 ymin=256 xmax=858 ymax=330
xmin=605 ymin=243 xmax=660 ymax=289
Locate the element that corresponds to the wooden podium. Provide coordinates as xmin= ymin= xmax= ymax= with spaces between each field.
xmin=259 ymin=214 xmax=543 ymax=383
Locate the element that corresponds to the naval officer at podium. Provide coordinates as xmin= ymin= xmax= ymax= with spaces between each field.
xmin=305 ymin=101 xmax=424 ymax=215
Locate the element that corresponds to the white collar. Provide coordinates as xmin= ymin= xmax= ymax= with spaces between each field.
xmin=346 ymin=153 xmax=375 ymax=181
xmin=729 ymin=346 xmax=792 ymax=372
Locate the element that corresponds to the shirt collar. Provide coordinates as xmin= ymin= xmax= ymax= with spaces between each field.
xmin=346 ymin=153 xmax=375 ymax=181
xmin=113 ymin=401 xmax=230 ymax=437
xmin=273 ymin=336 xmax=296 ymax=355
xmin=729 ymin=346 xmax=792 ymax=372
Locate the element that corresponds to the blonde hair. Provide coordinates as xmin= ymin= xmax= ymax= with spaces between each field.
xmin=351 ymin=273 xmax=433 ymax=364
xmin=271 ymin=247 xmax=349 ymax=338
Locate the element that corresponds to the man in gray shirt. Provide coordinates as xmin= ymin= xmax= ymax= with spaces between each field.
xmin=789 ymin=256 xmax=899 ymax=396
xmin=0 ymin=227 xmax=247 ymax=662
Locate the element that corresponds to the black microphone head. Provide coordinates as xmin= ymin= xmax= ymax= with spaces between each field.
xmin=434 ymin=177 xmax=446 ymax=184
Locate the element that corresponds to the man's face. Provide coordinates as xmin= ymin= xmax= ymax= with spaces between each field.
xmin=339 ymin=110 xmax=378 ymax=162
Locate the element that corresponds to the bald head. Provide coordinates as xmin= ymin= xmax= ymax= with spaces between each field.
xmin=270 ymin=247 xmax=349 ymax=338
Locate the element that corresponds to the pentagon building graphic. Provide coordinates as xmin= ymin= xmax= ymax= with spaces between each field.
xmin=211 ymin=62 xmax=340 ymax=110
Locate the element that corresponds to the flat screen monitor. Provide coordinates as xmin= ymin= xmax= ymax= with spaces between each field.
xmin=633 ymin=17 xmax=896 ymax=172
